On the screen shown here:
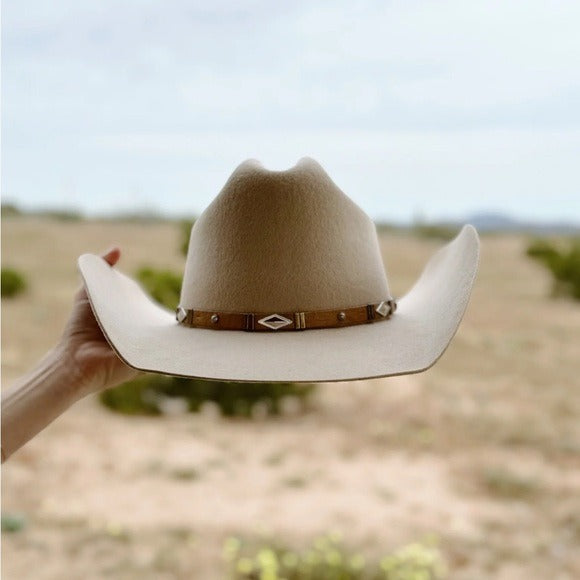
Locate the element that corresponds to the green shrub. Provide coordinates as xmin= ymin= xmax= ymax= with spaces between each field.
xmin=527 ymin=238 xmax=580 ymax=300
xmin=223 ymin=533 xmax=446 ymax=579
xmin=1 ymin=203 xmax=22 ymax=218
xmin=100 ymin=373 xmax=314 ymax=417
xmin=412 ymin=224 xmax=459 ymax=241
xmin=99 ymin=374 xmax=166 ymax=415
xmin=137 ymin=267 xmax=182 ymax=311
xmin=98 ymin=210 xmax=165 ymax=223
xmin=374 ymin=222 xmax=402 ymax=235
xmin=1 ymin=513 xmax=27 ymax=533
xmin=481 ymin=467 xmax=540 ymax=500
xmin=1 ymin=268 xmax=27 ymax=298
xmin=36 ymin=208 xmax=84 ymax=221
xmin=180 ymin=219 xmax=196 ymax=256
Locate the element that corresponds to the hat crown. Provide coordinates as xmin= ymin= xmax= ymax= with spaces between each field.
xmin=180 ymin=158 xmax=391 ymax=312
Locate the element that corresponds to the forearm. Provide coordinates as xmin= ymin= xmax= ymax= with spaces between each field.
xmin=1 ymin=347 xmax=83 ymax=462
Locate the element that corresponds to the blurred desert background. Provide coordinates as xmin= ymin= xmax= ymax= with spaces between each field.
xmin=2 ymin=215 xmax=579 ymax=579
xmin=4 ymin=1 xmax=580 ymax=578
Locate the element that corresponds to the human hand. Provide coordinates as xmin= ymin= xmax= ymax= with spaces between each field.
xmin=1 ymin=248 xmax=141 ymax=461
xmin=60 ymin=247 xmax=140 ymax=398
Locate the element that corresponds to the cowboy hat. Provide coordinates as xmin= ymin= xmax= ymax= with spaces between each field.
xmin=79 ymin=158 xmax=479 ymax=383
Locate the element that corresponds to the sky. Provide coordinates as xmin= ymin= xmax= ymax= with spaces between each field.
xmin=2 ymin=0 xmax=580 ymax=224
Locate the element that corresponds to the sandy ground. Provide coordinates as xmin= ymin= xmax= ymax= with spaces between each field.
xmin=2 ymin=218 xmax=579 ymax=579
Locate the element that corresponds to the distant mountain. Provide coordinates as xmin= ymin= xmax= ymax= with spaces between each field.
xmin=464 ymin=212 xmax=580 ymax=235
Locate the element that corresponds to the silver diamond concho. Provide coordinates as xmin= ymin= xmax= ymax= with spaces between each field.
xmin=176 ymin=307 xmax=187 ymax=323
xmin=375 ymin=301 xmax=390 ymax=317
xmin=258 ymin=314 xmax=292 ymax=330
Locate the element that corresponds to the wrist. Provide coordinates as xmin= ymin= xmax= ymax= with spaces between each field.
xmin=1 ymin=346 xmax=86 ymax=461
xmin=50 ymin=342 xmax=92 ymax=401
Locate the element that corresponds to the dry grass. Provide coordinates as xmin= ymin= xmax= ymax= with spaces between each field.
xmin=2 ymin=218 xmax=580 ymax=579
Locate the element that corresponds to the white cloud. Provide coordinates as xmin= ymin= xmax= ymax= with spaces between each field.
xmin=2 ymin=0 xmax=580 ymax=222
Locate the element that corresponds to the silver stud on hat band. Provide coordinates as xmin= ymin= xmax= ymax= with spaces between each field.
xmin=376 ymin=300 xmax=396 ymax=318
xmin=176 ymin=307 xmax=188 ymax=323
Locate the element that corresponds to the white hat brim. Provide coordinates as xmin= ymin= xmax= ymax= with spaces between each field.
xmin=78 ymin=225 xmax=479 ymax=383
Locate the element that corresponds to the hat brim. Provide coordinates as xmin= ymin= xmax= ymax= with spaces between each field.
xmin=78 ymin=225 xmax=479 ymax=383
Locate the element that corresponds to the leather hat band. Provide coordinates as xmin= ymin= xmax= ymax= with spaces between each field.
xmin=176 ymin=299 xmax=397 ymax=332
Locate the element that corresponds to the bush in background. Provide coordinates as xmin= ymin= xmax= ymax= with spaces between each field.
xmin=223 ymin=533 xmax=446 ymax=579
xmin=1 ymin=268 xmax=27 ymax=298
xmin=137 ymin=267 xmax=182 ymax=311
xmin=179 ymin=219 xmax=195 ymax=256
xmin=412 ymin=224 xmax=459 ymax=241
xmin=527 ymin=238 xmax=580 ymax=300
xmin=1 ymin=513 xmax=27 ymax=533
xmin=1 ymin=203 xmax=23 ymax=218
xmin=36 ymin=208 xmax=84 ymax=221
xmin=100 ymin=373 xmax=314 ymax=418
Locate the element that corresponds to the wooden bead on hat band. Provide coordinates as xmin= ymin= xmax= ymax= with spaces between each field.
xmin=175 ymin=299 xmax=397 ymax=332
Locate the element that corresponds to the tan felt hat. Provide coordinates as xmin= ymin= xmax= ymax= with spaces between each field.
xmin=79 ymin=158 xmax=480 ymax=383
